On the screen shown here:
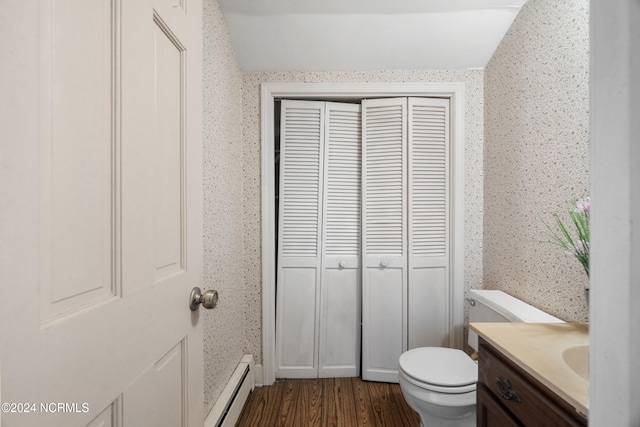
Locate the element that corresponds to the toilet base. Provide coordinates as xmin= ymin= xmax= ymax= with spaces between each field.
xmin=399 ymin=372 xmax=476 ymax=427
xmin=418 ymin=410 xmax=475 ymax=427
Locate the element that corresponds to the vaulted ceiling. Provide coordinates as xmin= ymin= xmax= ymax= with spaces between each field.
xmin=216 ymin=0 xmax=528 ymax=71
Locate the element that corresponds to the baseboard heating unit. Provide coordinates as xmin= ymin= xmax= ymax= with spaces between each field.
xmin=205 ymin=354 xmax=256 ymax=427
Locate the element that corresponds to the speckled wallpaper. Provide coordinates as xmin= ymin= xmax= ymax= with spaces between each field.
xmin=484 ymin=0 xmax=590 ymax=322
xmin=241 ymin=70 xmax=486 ymax=366
xmin=202 ymin=0 xmax=247 ymax=414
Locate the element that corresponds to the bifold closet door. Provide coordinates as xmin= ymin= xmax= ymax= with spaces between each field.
xmin=361 ymin=97 xmax=451 ymax=382
xmin=276 ymin=97 xmax=451 ymax=381
xmin=361 ymin=98 xmax=408 ymax=383
xmin=276 ymin=100 xmax=325 ymax=378
xmin=318 ymin=102 xmax=361 ymax=378
xmin=276 ymin=100 xmax=361 ymax=379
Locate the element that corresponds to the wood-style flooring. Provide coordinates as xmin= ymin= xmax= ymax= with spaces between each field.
xmin=236 ymin=377 xmax=420 ymax=427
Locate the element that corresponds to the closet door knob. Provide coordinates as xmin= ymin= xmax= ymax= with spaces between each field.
xmin=380 ymin=259 xmax=389 ymax=268
xmin=338 ymin=260 xmax=346 ymax=268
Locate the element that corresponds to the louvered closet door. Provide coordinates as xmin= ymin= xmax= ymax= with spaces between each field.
xmin=361 ymin=98 xmax=408 ymax=382
xmin=276 ymin=100 xmax=325 ymax=378
xmin=318 ymin=102 xmax=362 ymax=377
xmin=408 ymin=97 xmax=451 ymax=349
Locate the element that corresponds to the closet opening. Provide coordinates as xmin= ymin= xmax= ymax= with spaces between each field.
xmin=261 ymin=83 xmax=466 ymax=386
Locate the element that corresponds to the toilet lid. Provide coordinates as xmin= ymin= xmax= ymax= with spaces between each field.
xmin=398 ymin=347 xmax=477 ymax=387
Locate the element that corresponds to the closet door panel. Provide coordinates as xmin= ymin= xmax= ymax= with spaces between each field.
xmin=361 ymin=98 xmax=407 ymax=383
xmin=408 ymin=97 xmax=451 ymax=349
xmin=319 ymin=267 xmax=360 ymax=377
xmin=363 ymin=267 xmax=404 ymax=382
xmin=276 ymin=100 xmax=325 ymax=378
xmin=408 ymin=266 xmax=448 ymax=348
xmin=319 ymin=102 xmax=361 ymax=378
xmin=277 ymin=267 xmax=319 ymax=377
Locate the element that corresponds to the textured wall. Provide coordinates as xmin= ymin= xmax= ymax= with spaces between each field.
xmin=202 ymin=0 xmax=246 ymax=414
xmin=241 ymin=70 xmax=485 ymax=364
xmin=484 ymin=0 xmax=590 ymax=322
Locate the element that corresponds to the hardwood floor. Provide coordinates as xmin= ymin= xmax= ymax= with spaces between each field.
xmin=236 ymin=377 xmax=421 ymax=427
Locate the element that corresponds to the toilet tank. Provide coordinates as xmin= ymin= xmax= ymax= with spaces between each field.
xmin=467 ymin=289 xmax=564 ymax=351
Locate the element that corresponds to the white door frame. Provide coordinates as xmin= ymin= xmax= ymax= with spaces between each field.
xmin=260 ymin=82 xmax=466 ymax=386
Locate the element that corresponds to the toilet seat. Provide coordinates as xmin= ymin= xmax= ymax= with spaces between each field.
xmin=398 ymin=347 xmax=477 ymax=394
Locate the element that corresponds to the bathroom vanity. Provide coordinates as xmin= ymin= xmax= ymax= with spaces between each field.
xmin=471 ymin=323 xmax=588 ymax=427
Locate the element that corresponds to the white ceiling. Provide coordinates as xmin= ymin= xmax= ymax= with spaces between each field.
xmin=216 ymin=0 xmax=528 ymax=71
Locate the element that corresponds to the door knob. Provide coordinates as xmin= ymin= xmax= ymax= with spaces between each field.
xmin=189 ymin=287 xmax=218 ymax=311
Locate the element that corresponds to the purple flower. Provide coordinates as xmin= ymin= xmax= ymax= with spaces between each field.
xmin=575 ymin=197 xmax=590 ymax=214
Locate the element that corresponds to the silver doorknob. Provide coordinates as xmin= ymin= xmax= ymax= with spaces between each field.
xmin=189 ymin=287 xmax=218 ymax=311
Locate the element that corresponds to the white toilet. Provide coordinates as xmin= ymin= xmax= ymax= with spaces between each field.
xmin=398 ymin=290 xmax=563 ymax=427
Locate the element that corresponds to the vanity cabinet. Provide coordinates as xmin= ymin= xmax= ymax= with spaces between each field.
xmin=476 ymin=337 xmax=587 ymax=427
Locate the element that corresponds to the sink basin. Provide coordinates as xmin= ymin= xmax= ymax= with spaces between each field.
xmin=562 ymin=345 xmax=589 ymax=380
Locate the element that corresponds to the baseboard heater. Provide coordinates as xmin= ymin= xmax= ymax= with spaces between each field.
xmin=205 ymin=354 xmax=256 ymax=427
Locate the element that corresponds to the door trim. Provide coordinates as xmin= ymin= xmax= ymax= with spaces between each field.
xmin=261 ymin=82 xmax=466 ymax=386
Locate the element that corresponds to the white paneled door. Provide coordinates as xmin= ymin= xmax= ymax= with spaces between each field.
xmin=276 ymin=100 xmax=325 ymax=378
xmin=361 ymin=98 xmax=408 ymax=383
xmin=0 ymin=0 xmax=203 ymax=426
xmin=276 ymin=101 xmax=361 ymax=379
xmin=318 ymin=103 xmax=362 ymax=378
xmin=407 ymin=98 xmax=451 ymax=350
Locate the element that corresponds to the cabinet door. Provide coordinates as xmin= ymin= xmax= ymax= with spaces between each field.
xmin=318 ymin=102 xmax=362 ymax=377
xmin=477 ymin=384 xmax=522 ymax=427
xmin=361 ymin=98 xmax=408 ymax=382
xmin=276 ymin=100 xmax=325 ymax=378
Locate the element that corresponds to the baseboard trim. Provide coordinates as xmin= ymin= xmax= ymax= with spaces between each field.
xmin=204 ymin=354 xmax=255 ymax=427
